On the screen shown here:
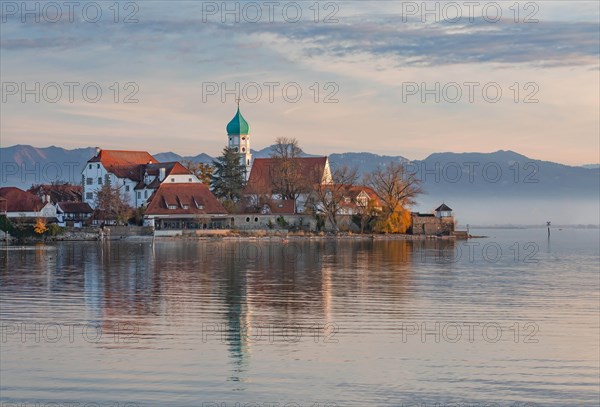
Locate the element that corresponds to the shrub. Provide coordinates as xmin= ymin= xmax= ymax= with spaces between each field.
xmin=0 ymin=215 xmax=13 ymax=234
xmin=47 ymin=223 xmax=65 ymax=236
xmin=276 ymin=216 xmax=288 ymax=228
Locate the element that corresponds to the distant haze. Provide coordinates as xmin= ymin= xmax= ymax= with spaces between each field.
xmin=1 ymin=144 xmax=598 ymax=226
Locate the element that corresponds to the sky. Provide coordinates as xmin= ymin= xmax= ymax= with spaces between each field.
xmin=1 ymin=0 xmax=599 ymax=165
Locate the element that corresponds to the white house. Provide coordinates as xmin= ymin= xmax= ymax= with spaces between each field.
xmin=56 ymin=201 xmax=93 ymax=228
xmin=82 ymin=149 xmax=200 ymax=209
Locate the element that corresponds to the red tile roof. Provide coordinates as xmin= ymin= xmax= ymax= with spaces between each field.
xmin=89 ymin=149 xmax=158 ymax=182
xmin=89 ymin=149 xmax=157 ymax=167
xmin=168 ymin=162 xmax=192 ymax=176
xmin=28 ymin=184 xmax=82 ymax=203
xmin=245 ymin=157 xmax=328 ymax=193
xmin=98 ymin=159 xmax=194 ymax=184
xmin=348 ymin=185 xmax=382 ymax=204
xmin=107 ymin=164 xmax=146 ymax=181
xmin=145 ymin=183 xmax=227 ymax=216
xmin=264 ymin=199 xmax=295 ymax=215
xmin=0 ymin=187 xmax=45 ymax=212
xmin=57 ymin=201 xmax=93 ymax=214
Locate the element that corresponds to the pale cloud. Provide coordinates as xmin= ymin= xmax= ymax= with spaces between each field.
xmin=0 ymin=1 xmax=598 ymax=165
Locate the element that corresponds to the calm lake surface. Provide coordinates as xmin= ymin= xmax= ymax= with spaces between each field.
xmin=1 ymin=229 xmax=599 ymax=406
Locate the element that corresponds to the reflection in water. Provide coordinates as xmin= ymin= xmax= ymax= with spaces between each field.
xmin=1 ymin=231 xmax=598 ymax=406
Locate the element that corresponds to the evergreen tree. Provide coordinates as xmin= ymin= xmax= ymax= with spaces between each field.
xmin=210 ymin=147 xmax=245 ymax=202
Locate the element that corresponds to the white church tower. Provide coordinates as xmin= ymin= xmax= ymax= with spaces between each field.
xmin=226 ymin=100 xmax=252 ymax=179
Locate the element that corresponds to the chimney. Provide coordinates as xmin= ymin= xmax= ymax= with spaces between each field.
xmin=95 ymin=147 xmax=100 ymax=156
xmin=159 ymin=167 xmax=166 ymax=181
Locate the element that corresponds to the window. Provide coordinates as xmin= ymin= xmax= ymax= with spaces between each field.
xmin=188 ymin=178 xmax=192 ymax=182
xmin=241 ymin=147 xmax=246 ymax=153
xmin=125 ymin=185 xmax=130 ymax=192
xmin=182 ymin=205 xmax=189 ymax=209
xmin=88 ymin=164 xmax=92 ymax=169
xmin=86 ymin=192 xmax=93 ymax=200
xmin=97 ymin=164 xmax=100 ymax=169
xmin=137 ymin=192 xmax=141 ymax=199
xmin=168 ymin=205 xmax=177 ymax=210
xmin=86 ymin=178 xmax=93 ymax=185
xmin=254 ymin=217 xmax=259 ymax=222
xmin=144 ymin=190 xmax=148 ymax=198
xmin=98 ymin=177 xmax=103 ymax=185
xmin=246 ymin=217 xmax=250 ymax=222
xmin=171 ymin=178 xmax=175 ymax=182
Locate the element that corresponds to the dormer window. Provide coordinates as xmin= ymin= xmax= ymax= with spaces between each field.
xmin=193 ymin=197 xmax=204 ymax=210
xmin=168 ymin=204 xmax=177 ymax=210
xmin=182 ymin=204 xmax=189 ymax=210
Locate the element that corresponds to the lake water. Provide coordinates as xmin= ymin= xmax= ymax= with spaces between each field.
xmin=1 ymin=229 xmax=598 ymax=406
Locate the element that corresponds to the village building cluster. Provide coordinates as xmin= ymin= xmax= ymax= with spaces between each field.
xmin=0 ymin=105 xmax=455 ymax=236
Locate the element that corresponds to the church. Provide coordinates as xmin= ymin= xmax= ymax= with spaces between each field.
xmin=225 ymin=103 xmax=335 ymax=215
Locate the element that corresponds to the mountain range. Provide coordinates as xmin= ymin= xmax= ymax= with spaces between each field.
xmin=1 ymin=144 xmax=598 ymax=225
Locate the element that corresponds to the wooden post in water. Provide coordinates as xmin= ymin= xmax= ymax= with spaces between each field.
xmin=546 ymin=221 xmax=551 ymax=237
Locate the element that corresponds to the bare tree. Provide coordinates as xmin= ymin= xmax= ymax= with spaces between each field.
xmin=271 ymin=137 xmax=302 ymax=160
xmin=308 ymin=165 xmax=358 ymax=233
xmin=95 ymin=184 xmax=133 ymax=225
xmin=367 ymin=162 xmax=422 ymax=233
xmin=270 ymin=137 xmax=309 ymax=201
xmin=356 ymin=197 xmax=380 ymax=233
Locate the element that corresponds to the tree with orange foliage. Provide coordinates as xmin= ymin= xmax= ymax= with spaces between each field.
xmin=34 ymin=218 xmax=48 ymax=235
xmin=373 ymin=208 xmax=412 ymax=234
xmin=367 ymin=162 xmax=422 ymax=234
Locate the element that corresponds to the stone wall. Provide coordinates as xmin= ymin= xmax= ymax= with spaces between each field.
xmin=231 ymin=214 xmax=317 ymax=231
xmin=411 ymin=215 xmax=455 ymax=235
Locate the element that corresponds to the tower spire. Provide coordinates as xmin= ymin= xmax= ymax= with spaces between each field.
xmin=225 ymin=102 xmax=252 ymax=180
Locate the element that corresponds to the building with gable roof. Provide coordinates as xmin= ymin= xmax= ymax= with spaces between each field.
xmin=0 ymin=187 xmax=56 ymax=219
xmin=82 ymin=148 xmax=200 ymax=209
xmin=144 ymin=182 xmax=229 ymax=230
xmin=243 ymin=157 xmax=333 ymax=214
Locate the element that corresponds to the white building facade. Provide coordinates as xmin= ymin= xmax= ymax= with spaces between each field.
xmin=82 ymin=149 xmax=199 ymax=209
